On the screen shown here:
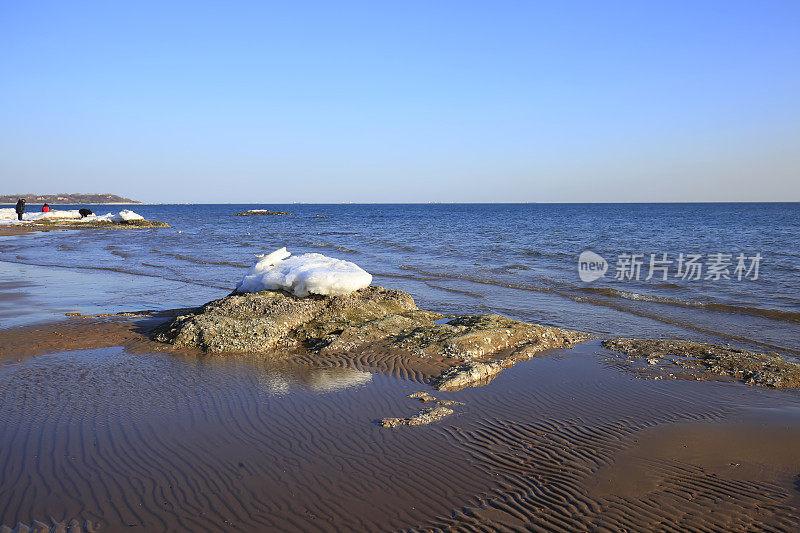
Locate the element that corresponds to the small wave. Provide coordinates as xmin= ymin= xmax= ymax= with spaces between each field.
xmin=0 ymin=258 xmax=231 ymax=291
xmin=502 ymin=264 xmax=532 ymax=271
xmin=153 ymin=250 xmax=248 ymax=268
xmin=519 ymin=249 xmax=571 ymax=259
xmin=335 ymin=246 xmax=360 ymax=254
xmin=105 ymin=246 xmax=131 ymax=259
xmin=702 ymin=302 xmax=800 ymax=323
xmin=370 ymin=239 xmax=415 ymax=252
xmin=578 ymin=286 xmax=686 ymax=305
xmin=399 ymin=264 xmax=553 ymax=294
xmin=304 ymin=241 xmax=361 ymax=254
xmin=578 ymin=286 xmax=800 ymax=323
xmin=424 ymin=282 xmax=484 ymax=298
xmin=371 ymin=271 xmax=437 ymax=283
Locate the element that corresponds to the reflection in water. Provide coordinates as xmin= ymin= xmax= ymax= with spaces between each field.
xmin=255 ymin=366 xmax=373 ymax=395
xmin=0 ymin=347 xmax=376 ymax=420
xmin=163 ymin=347 xmax=375 ymax=396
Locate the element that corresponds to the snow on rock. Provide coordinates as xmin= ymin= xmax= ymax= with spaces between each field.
xmin=39 ymin=210 xmax=81 ymax=220
xmin=236 ymin=247 xmax=372 ymax=297
xmin=0 ymin=208 xmax=146 ymax=225
xmin=108 ymin=210 xmax=145 ymax=222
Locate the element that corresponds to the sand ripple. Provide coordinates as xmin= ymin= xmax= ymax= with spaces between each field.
xmin=2 ymin=342 xmax=799 ymax=531
xmin=0 ymin=347 xmax=488 ymax=531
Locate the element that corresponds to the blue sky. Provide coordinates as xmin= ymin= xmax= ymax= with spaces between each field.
xmin=1 ymin=1 xmax=798 ymax=203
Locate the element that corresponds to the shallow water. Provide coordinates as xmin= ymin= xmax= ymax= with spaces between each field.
xmin=1 ymin=342 xmax=798 ymax=531
xmin=1 ymin=203 xmax=799 ymax=354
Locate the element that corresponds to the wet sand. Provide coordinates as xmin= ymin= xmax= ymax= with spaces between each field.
xmin=0 ymin=227 xmax=33 ymax=237
xmin=0 ymin=314 xmax=175 ymax=366
xmin=1 ymin=320 xmax=799 ymax=531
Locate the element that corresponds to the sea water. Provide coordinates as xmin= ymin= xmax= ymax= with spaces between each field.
xmin=1 ymin=203 xmax=798 ymax=356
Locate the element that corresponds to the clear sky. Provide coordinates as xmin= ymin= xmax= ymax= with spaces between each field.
xmin=1 ymin=1 xmax=798 ymax=203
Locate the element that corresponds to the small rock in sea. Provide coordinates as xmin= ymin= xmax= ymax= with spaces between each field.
xmin=380 ymin=406 xmax=455 ymax=428
xmin=232 ymin=210 xmax=292 ymax=216
xmin=646 ymin=357 xmax=660 ymax=365
xmin=407 ymin=392 xmax=437 ymax=403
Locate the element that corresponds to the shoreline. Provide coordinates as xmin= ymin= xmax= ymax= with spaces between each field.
xmin=0 ymin=227 xmax=34 ymax=237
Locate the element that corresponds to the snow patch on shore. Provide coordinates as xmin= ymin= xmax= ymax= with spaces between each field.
xmin=0 ymin=208 xmax=145 ymax=225
xmin=236 ymin=247 xmax=372 ymax=297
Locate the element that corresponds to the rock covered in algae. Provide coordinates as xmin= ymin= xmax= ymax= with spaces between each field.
xmin=432 ymin=359 xmax=514 ymax=391
xmin=380 ymin=406 xmax=455 ymax=428
xmin=153 ymin=286 xmax=416 ymax=353
xmin=153 ymin=286 xmax=587 ymax=389
xmin=602 ymin=338 xmax=800 ymax=389
xmin=32 ymin=218 xmax=169 ymax=229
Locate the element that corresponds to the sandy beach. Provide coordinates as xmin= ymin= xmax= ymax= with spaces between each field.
xmin=1 ymin=293 xmax=799 ymax=531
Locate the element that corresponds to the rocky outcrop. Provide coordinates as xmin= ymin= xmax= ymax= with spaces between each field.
xmin=33 ymin=219 xmax=169 ymax=229
xmin=154 ymin=286 xmax=418 ymax=353
xmin=602 ymin=339 xmax=800 ymax=389
xmin=233 ymin=210 xmax=292 ymax=216
xmin=153 ymin=286 xmax=587 ymax=390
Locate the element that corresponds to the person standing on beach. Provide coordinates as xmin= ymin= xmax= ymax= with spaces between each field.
xmin=42 ymin=203 xmax=50 ymax=212
xmin=15 ymin=198 xmax=25 ymax=220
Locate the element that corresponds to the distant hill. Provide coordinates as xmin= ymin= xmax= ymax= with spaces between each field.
xmin=0 ymin=193 xmax=141 ymax=204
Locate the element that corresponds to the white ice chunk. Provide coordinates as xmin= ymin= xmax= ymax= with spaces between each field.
xmin=115 ymin=209 xmax=145 ymax=222
xmin=236 ymin=247 xmax=372 ymax=297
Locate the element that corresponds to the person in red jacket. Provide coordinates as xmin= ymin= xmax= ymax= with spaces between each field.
xmin=42 ymin=203 xmax=50 ymax=213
